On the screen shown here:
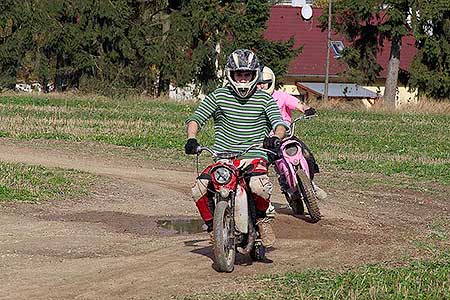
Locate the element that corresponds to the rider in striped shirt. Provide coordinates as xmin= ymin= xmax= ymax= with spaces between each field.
xmin=184 ymin=49 xmax=287 ymax=248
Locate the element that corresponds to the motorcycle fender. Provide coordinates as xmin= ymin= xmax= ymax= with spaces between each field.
xmin=234 ymin=184 xmax=248 ymax=234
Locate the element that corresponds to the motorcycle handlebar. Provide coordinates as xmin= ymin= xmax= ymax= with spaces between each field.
xmin=273 ymin=139 xmax=281 ymax=149
xmin=196 ymin=144 xmax=278 ymax=159
xmin=286 ymin=114 xmax=317 ymax=140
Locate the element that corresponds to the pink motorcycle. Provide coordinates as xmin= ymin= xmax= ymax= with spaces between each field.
xmin=273 ymin=115 xmax=321 ymax=222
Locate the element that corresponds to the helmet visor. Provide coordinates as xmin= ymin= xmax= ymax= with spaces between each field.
xmin=231 ymin=70 xmax=257 ymax=83
xmin=260 ymin=79 xmax=273 ymax=85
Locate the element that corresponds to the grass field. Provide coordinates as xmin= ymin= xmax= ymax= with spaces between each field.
xmin=0 ymin=161 xmax=94 ymax=203
xmin=183 ymin=253 xmax=450 ymax=300
xmin=0 ymin=94 xmax=449 ymax=184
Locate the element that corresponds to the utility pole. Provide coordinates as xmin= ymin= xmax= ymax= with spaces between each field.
xmin=324 ymin=0 xmax=332 ymax=101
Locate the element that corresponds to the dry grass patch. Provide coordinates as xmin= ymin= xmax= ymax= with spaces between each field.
xmin=310 ymin=97 xmax=450 ymax=114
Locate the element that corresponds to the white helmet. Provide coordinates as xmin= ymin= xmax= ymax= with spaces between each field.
xmin=225 ymin=49 xmax=261 ymax=98
xmin=260 ymin=66 xmax=276 ymax=95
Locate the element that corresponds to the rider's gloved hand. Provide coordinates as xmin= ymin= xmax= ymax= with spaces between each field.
xmin=263 ymin=136 xmax=282 ymax=163
xmin=184 ymin=138 xmax=200 ymax=154
xmin=263 ymin=136 xmax=281 ymax=152
xmin=304 ymin=107 xmax=316 ymax=116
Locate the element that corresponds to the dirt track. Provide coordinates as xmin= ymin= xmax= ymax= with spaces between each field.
xmin=0 ymin=138 xmax=448 ymax=300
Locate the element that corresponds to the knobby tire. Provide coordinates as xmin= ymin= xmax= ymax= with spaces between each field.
xmin=213 ymin=200 xmax=235 ymax=272
xmin=297 ymin=169 xmax=321 ymax=222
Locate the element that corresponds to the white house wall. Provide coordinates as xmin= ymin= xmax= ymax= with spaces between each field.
xmin=363 ymin=86 xmax=418 ymax=106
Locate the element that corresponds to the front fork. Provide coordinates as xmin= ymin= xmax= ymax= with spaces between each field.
xmin=214 ymin=188 xmax=257 ymax=254
xmin=213 ymin=191 xmax=236 ymax=241
xmin=275 ymin=158 xmax=299 ymax=197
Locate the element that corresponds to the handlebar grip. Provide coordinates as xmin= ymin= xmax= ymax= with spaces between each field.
xmin=273 ymin=139 xmax=281 ymax=148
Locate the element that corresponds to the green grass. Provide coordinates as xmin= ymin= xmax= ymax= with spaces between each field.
xmin=304 ymin=110 xmax=450 ymax=184
xmin=0 ymin=161 xmax=94 ymax=203
xmin=183 ymin=255 xmax=450 ymax=300
xmin=0 ymin=95 xmax=449 ymax=184
xmin=0 ymin=95 xmax=195 ymax=148
xmin=1 ymin=95 xmax=448 ymax=298
xmin=427 ymin=219 xmax=450 ymax=242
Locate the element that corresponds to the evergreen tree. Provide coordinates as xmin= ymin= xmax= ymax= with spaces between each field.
xmin=224 ymin=0 xmax=299 ymax=88
xmin=0 ymin=0 xmax=168 ymax=94
xmin=0 ymin=0 xmax=36 ymax=88
xmin=163 ymin=0 xmax=299 ymax=94
xmin=0 ymin=0 xmax=298 ymax=96
xmin=410 ymin=0 xmax=450 ymax=100
xmin=321 ymin=0 xmax=412 ymax=107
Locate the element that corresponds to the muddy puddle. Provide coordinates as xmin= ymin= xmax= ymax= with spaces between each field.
xmin=42 ymin=211 xmax=205 ymax=237
xmin=157 ymin=218 xmax=205 ymax=234
xmin=40 ymin=210 xmax=369 ymax=242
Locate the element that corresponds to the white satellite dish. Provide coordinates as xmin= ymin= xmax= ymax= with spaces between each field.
xmin=301 ymin=4 xmax=313 ymax=20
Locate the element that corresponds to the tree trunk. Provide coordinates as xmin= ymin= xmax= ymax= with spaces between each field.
xmin=55 ymin=53 xmax=64 ymax=92
xmin=383 ymin=36 xmax=401 ymax=108
xmin=157 ymin=10 xmax=171 ymax=96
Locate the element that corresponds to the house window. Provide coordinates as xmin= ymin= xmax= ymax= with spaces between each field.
xmin=330 ymin=41 xmax=345 ymax=58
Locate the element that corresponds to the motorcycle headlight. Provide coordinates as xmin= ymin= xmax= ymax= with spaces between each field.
xmin=213 ymin=167 xmax=231 ymax=184
xmin=285 ymin=144 xmax=299 ymax=156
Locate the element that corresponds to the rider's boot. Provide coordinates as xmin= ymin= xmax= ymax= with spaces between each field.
xmin=312 ymin=181 xmax=328 ymax=201
xmin=205 ymin=220 xmax=214 ymax=244
xmin=256 ymin=217 xmax=275 ymax=248
xmin=265 ymin=202 xmax=277 ymax=218
xmin=208 ymin=231 xmax=214 ymax=245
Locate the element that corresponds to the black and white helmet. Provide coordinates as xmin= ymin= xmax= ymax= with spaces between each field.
xmin=225 ymin=49 xmax=261 ymax=98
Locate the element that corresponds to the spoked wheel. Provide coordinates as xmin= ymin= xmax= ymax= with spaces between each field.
xmin=297 ymin=170 xmax=321 ymax=223
xmin=285 ymin=193 xmax=304 ymax=216
xmin=213 ymin=200 xmax=235 ymax=272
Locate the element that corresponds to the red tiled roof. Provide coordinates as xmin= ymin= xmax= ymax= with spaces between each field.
xmin=264 ymin=6 xmax=417 ymax=79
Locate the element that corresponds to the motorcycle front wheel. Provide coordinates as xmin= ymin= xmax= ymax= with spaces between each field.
xmin=285 ymin=193 xmax=305 ymax=216
xmin=213 ymin=200 xmax=235 ymax=272
xmin=297 ymin=169 xmax=321 ymax=223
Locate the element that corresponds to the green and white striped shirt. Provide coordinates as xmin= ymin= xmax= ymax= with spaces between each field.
xmin=187 ymin=86 xmax=287 ymax=160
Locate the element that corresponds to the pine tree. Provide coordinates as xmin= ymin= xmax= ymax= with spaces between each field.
xmin=321 ymin=0 xmax=412 ymax=108
xmin=410 ymin=0 xmax=450 ymax=100
xmin=0 ymin=0 xmax=37 ymax=88
xmin=162 ymin=0 xmax=299 ymax=94
xmin=224 ymin=0 xmax=299 ymax=88
xmin=0 ymin=0 xmax=299 ymax=96
xmin=0 ymin=0 xmax=170 ymax=94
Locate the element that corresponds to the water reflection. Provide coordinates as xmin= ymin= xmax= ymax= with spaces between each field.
xmin=156 ymin=218 xmax=205 ymax=234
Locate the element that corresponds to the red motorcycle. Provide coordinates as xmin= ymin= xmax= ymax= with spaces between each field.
xmin=196 ymin=144 xmax=275 ymax=273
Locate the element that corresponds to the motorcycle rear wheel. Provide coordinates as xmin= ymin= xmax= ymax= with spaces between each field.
xmin=213 ymin=200 xmax=235 ymax=272
xmin=297 ymin=170 xmax=321 ymax=223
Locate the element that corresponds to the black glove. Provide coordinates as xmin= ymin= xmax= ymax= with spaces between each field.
xmin=264 ymin=136 xmax=281 ymax=151
xmin=304 ymin=107 xmax=316 ymax=116
xmin=263 ymin=136 xmax=282 ymax=163
xmin=184 ymin=138 xmax=200 ymax=154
